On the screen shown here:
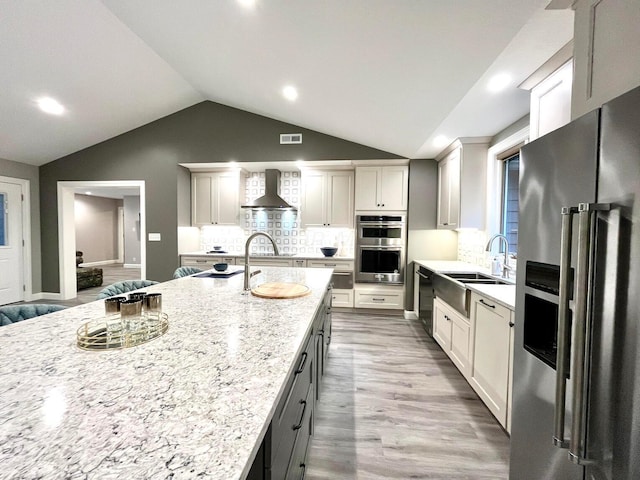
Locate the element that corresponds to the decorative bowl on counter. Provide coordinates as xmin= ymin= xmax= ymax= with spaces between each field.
xmin=213 ymin=262 xmax=228 ymax=272
xmin=320 ymin=247 xmax=338 ymax=257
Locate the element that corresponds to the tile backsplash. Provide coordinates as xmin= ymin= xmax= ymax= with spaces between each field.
xmin=457 ymin=229 xmax=490 ymax=267
xmin=199 ymin=171 xmax=355 ymax=256
xmin=458 ymin=229 xmax=517 ymax=276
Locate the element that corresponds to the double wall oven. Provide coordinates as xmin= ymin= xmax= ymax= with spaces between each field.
xmin=355 ymin=215 xmax=405 ymax=284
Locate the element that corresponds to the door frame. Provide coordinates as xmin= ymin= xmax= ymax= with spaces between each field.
xmin=57 ymin=180 xmax=146 ymax=300
xmin=0 ymin=175 xmax=32 ymax=302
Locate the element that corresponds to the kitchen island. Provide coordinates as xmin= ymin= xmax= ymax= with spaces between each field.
xmin=0 ymin=267 xmax=332 ymax=479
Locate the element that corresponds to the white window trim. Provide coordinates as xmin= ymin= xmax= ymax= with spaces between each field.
xmin=485 ymin=127 xmax=529 ymax=236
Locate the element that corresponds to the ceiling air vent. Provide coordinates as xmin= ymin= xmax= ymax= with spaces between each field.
xmin=280 ymin=133 xmax=302 ymax=144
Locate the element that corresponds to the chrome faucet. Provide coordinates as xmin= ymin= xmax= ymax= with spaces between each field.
xmin=485 ymin=234 xmax=512 ymax=278
xmin=243 ymin=232 xmax=279 ymax=291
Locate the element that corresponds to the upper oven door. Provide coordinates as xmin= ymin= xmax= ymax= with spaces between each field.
xmin=356 ymin=215 xmax=406 ymax=246
xmin=358 ymin=224 xmax=404 ymax=246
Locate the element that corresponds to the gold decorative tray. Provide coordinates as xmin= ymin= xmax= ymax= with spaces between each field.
xmin=77 ymin=313 xmax=169 ymax=350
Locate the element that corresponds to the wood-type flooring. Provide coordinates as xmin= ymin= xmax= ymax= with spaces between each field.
xmin=305 ymin=311 xmax=510 ymax=479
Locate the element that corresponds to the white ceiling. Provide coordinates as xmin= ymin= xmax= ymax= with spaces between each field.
xmin=1 ymin=0 xmax=573 ymax=166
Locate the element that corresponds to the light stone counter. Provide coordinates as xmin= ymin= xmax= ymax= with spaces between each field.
xmin=415 ymin=259 xmax=516 ymax=310
xmin=0 ymin=267 xmax=332 ymax=480
xmin=414 ymin=259 xmax=492 ymax=275
xmin=181 ymin=251 xmax=354 ymax=260
xmin=465 ymin=284 xmax=516 ymax=310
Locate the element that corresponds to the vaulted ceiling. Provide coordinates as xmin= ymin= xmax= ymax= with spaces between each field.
xmin=1 ymin=0 xmax=572 ymax=166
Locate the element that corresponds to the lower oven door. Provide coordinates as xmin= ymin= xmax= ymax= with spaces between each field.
xmin=356 ymin=247 xmax=404 ymax=284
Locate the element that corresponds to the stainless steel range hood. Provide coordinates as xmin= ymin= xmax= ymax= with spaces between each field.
xmin=241 ymin=169 xmax=296 ymax=210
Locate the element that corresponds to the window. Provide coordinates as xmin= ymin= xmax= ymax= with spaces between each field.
xmin=501 ymin=153 xmax=519 ymax=254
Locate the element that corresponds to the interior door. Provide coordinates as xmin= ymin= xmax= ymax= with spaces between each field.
xmin=0 ymin=181 xmax=24 ymax=305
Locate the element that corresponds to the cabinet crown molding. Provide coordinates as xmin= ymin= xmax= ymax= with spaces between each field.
xmin=435 ymin=137 xmax=491 ymax=162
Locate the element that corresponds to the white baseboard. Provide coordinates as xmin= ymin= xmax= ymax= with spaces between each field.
xmin=34 ymin=292 xmax=63 ymax=301
xmin=123 ymin=263 xmax=141 ymax=269
xmin=80 ymin=259 xmax=119 ymax=267
xmin=404 ymin=310 xmax=418 ymax=320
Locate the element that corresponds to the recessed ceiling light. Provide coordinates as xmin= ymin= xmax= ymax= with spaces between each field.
xmin=282 ymin=85 xmax=298 ymax=101
xmin=85 ymin=191 xmax=92 ymax=195
xmin=37 ymin=97 xmax=65 ymax=115
xmin=433 ymin=135 xmax=449 ymax=148
xmin=488 ymin=73 xmax=512 ymax=93
xmin=237 ymin=0 xmax=256 ymax=9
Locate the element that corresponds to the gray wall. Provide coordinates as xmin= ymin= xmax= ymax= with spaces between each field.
xmin=123 ymin=196 xmax=141 ymax=265
xmin=40 ymin=100 xmax=402 ymax=292
xmin=490 ymin=114 xmax=529 ymax=147
xmin=406 ymin=159 xmax=435 ymax=310
xmin=74 ymin=194 xmax=120 ymax=263
xmin=0 ymin=157 xmax=41 ymax=293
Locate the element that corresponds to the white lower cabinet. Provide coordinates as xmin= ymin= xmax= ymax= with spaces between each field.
xmin=181 ymin=255 xmax=236 ymax=268
xmin=354 ymin=285 xmax=404 ymax=309
xmin=469 ymin=292 xmax=514 ymax=430
xmin=433 ymin=297 xmax=471 ymax=379
xmin=433 ymin=291 xmax=515 ymax=431
xmin=330 ymin=289 xmax=353 ymax=308
xmin=250 ymin=258 xmax=294 ymax=267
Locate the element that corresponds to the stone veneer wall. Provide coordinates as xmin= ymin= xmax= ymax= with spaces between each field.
xmin=199 ymin=171 xmax=355 ymax=257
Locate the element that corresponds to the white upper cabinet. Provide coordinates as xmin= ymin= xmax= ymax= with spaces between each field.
xmin=572 ymin=0 xmax=640 ymax=118
xmin=354 ymin=165 xmax=408 ymax=211
xmin=301 ymin=170 xmax=354 ymax=227
xmin=437 ymin=149 xmax=460 ymax=228
xmin=529 ymin=59 xmax=573 ymax=141
xmin=436 ymin=139 xmax=488 ymax=230
xmin=191 ymin=171 xmax=244 ymax=227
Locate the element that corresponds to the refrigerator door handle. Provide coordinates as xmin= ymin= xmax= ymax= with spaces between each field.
xmin=569 ymin=202 xmax=610 ymax=465
xmin=554 ymin=206 xmax=577 ymax=449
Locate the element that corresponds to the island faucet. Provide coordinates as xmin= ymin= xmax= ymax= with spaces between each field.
xmin=485 ymin=234 xmax=512 ymax=279
xmin=244 ymin=232 xmax=280 ymax=291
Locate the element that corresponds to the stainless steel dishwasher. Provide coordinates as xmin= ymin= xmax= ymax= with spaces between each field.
xmin=417 ymin=266 xmax=435 ymax=336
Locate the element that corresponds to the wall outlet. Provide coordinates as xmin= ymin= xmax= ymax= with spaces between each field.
xmin=149 ymin=233 xmax=161 ymax=241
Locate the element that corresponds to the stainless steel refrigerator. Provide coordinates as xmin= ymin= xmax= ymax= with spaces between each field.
xmin=509 ymin=85 xmax=640 ymax=480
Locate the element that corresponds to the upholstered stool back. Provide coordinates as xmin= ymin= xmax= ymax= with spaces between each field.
xmin=0 ymin=304 xmax=67 ymax=327
xmin=96 ymin=280 xmax=159 ymax=300
xmin=173 ymin=266 xmax=203 ymax=278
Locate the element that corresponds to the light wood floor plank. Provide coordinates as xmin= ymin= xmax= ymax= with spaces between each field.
xmin=305 ymin=311 xmax=510 ymax=479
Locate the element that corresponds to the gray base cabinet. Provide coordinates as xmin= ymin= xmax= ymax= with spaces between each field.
xmin=250 ymin=287 xmax=332 ymax=479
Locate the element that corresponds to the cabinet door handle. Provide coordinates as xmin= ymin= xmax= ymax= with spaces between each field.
xmin=295 ymin=352 xmax=308 ymax=374
xmin=299 ymin=463 xmax=306 ymax=480
xmin=372 ymin=297 xmax=385 ymax=302
xmin=292 ymin=400 xmax=307 ymax=430
xmin=509 ymin=322 xmax=515 ymax=327
xmin=479 ymin=299 xmax=496 ymax=309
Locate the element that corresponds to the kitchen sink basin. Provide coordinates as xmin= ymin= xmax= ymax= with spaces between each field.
xmin=433 ymin=272 xmax=512 ymax=317
xmin=445 ymin=272 xmax=497 ymax=281
xmin=444 ymin=272 xmax=511 ymax=285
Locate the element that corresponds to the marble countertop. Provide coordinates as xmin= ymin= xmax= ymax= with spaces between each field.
xmin=414 ymin=259 xmax=492 ymax=275
xmin=0 ymin=267 xmax=332 ymax=480
xmin=465 ymin=284 xmax=516 ymax=310
xmin=181 ymin=251 xmax=354 ymax=261
xmin=415 ymin=260 xmax=516 ymax=310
